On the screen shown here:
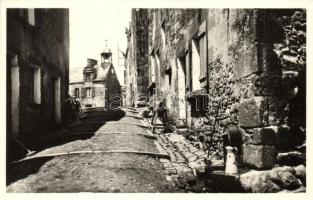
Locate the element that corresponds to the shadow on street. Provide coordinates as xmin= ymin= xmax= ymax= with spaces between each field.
xmin=7 ymin=108 xmax=126 ymax=186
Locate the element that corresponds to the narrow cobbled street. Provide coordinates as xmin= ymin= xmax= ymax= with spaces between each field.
xmin=5 ymin=6 xmax=307 ymax=194
xmin=7 ymin=108 xmax=208 ymax=192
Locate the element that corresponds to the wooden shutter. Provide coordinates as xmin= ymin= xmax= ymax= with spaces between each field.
xmin=186 ymin=50 xmax=191 ymax=91
xmin=200 ymin=34 xmax=207 ymax=80
xmin=92 ymin=87 xmax=95 ymax=97
xmin=81 ymin=87 xmax=86 ymax=98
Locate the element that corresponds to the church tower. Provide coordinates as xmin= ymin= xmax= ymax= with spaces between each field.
xmin=101 ymin=40 xmax=112 ymax=68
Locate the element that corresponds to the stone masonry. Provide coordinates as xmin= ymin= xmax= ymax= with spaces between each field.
xmin=130 ymin=8 xmax=306 ymax=192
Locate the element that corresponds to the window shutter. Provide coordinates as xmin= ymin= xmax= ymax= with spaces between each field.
xmin=92 ymin=87 xmax=95 ymax=97
xmin=81 ymin=87 xmax=86 ymax=98
xmin=186 ymin=50 xmax=191 ymax=91
xmin=200 ymin=35 xmax=207 ymax=80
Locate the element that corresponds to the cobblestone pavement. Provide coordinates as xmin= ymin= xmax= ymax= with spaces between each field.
xmin=141 ymin=115 xmax=216 ymax=192
xmin=7 ymin=107 xmax=211 ymax=192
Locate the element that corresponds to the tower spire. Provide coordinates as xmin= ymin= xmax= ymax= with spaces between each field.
xmin=101 ymin=39 xmax=112 ymax=65
xmin=105 ymin=39 xmax=108 ymax=48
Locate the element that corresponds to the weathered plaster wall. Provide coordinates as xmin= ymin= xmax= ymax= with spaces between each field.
xmin=7 ymin=9 xmax=69 ymax=143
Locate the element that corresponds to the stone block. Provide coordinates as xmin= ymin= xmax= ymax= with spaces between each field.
xmin=276 ymin=125 xmax=294 ymax=149
xmin=238 ymin=97 xmax=264 ymax=128
xmin=277 ymin=151 xmax=305 ymax=166
xmin=294 ymin=164 xmax=306 ymax=185
xmin=242 ymin=133 xmax=253 ymax=144
xmin=270 ymin=166 xmax=302 ymax=190
xmin=194 ymin=150 xmax=206 ymax=158
xmin=182 ymin=151 xmax=194 ymax=159
xmin=253 ymin=126 xmax=277 ymax=145
xmin=243 ymin=144 xmax=276 ymax=169
xmin=250 ymin=125 xmax=294 ymax=149
xmin=187 ymin=155 xmax=198 ymax=162
xmin=240 ymin=170 xmax=281 ymax=193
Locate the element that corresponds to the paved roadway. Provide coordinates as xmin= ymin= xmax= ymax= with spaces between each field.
xmin=7 ymin=108 xmax=184 ymax=192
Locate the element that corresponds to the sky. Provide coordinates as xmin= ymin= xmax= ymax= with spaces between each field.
xmin=69 ymin=4 xmax=131 ymax=86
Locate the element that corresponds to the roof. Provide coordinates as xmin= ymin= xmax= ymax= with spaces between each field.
xmin=94 ymin=63 xmax=111 ymax=81
xmin=102 ymin=47 xmax=111 ymax=54
xmin=69 ymin=63 xmax=113 ymax=83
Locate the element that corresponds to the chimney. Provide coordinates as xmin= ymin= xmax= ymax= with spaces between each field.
xmin=87 ymin=58 xmax=98 ymax=67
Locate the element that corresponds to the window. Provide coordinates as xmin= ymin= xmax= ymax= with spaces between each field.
xmin=33 ymin=67 xmax=41 ymax=104
xmin=86 ymin=87 xmax=92 ymax=97
xmin=85 ymin=73 xmax=94 ymax=82
xmin=74 ymin=88 xmax=80 ymax=98
xmin=27 ymin=8 xmax=35 ymax=26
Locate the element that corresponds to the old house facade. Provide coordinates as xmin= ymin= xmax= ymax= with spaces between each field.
xmin=69 ymin=48 xmax=121 ymax=109
xmin=130 ymin=8 xmax=306 ymax=168
xmin=7 ymin=9 xmax=69 ymax=158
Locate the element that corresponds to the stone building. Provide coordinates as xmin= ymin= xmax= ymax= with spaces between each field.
xmin=69 ymin=48 xmax=121 ymax=109
xmin=124 ymin=9 xmax=149 ymax=106
xmin=131 ymin=9 xmax=306 ymax=169
xmin=7 ymin=9 xmax=69 ymax=158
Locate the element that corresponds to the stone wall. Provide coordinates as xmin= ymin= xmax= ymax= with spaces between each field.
xmin=148 ymin=9 xmax=200 ymax=122
xmin=138 ymin=9 xmax=306 ymax=168
xmin=180 ymin=9 xmax=306 ymax=164
xmin=238 ymin=9 xmax=306 ymax=170
xmin=134 ymin=9 xmax=150 ymax=95
xmin=174 ymin=9 xmax=264 ymax=159
xmin=124 ymin=9 xmax=149 ymax=106
xmin=128 ymin=8 xmax=306 ymax=192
